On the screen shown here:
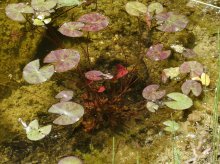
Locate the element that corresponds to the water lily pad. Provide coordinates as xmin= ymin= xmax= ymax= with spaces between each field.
xmin=155 ymin=12 xmax=189 ymax=32
xmin=192 ymin=73 xmax=210 ymax=86
xmin=85 ymin=70 xmax=113 ymax=81
xmin=78 ymin=13 xmax=109 ymax=32
xmin=142 ymin=84 xmax=166 ymax=101
xmin=179 ymin=61 xmax=203 ymax=78
xmin=146 ymin=44 xmax=171 ymax=61
xmin=19 ymin=118 xmax=52 ymax=141
xmin=164 ymin=92 xmax=193 ymax=110
xmin=55 ymin=90 xmax=74 ymax=102
xmin=162 ymin=67 xmax=180 ymax=83
xmin=147 ymin=2 xmax=163 ymax=14
xmin=58 ymin=22 xmax=85 ymax=37
xmin=57 ymin=0 xmax=81 ymax=8
xmin=44 ymin=49 xmax=80 ymax=72
xmin=48 ymin=102 xmax=84 ymax=125
xmin=31 ymin=0 xmax=57 ymax=12
xmin=23 ymin=59 xmax=55 ymax=84
xmin=125 ymin=1 xmax=147 ymax=16
xmin=115 ymin=64 xmax=128 ymax=79
xmin=5 ymin=3 xmax=34 ymax=22
xmin=146 ymin=101 xmax=159 ymax=112
xmin=163 ymin=120 xmax=180 ymax=132
xmin=181 ymin=80 xmax=202 ymax=96
xmin=58 ymin=156 xmax=83 ymax=164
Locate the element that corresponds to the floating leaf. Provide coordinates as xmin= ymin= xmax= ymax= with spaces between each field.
xmin=48 ymin=102 xmax=84 ymax=125
xmin=115 ymin=64 xmax=128 ymax=79
xmin=58 ymin=156 xmax=83 ymax=164
xmin=182 ymin=48 xmax=197 ymax=58
xmin=58 ymin=22 xmax=85 ymax=37
xmin=44 ymin=49 xmax=80 ymax=72
xmin=170 ymin=44 xmax=185 ymax=53
xmin=192 ymin=73 xmax=210 ymax=86
xmin=19 ymin=118 xmax=52 ymax=141
xmin=57 ymin=0 xmax=81 ymax=8
xmin=78 ymin=13 xmax=109 ymax=32
xmin=179 ymin=61 xmax=203 ymax=78
xmin=142 ymin=84 xmax=166 ymax=101
xmin=125 ymin=1 xmax=147 ymax=16
xmin=164 ymin=92 xmax=193 ymax=110
xmin=31 ymin=0 xmax=57 ymax=12
xmin=156 ymin=12 xmax=188 ymax=32
xmin=5 ymin=3 xmax=34 ymax=22
xmin=23 ymin=59 xmax=55 ymax=84
xmin=147 ymin=2 xmax=163 ymax=14
xmin=55 ymin=90 xmax=74 ymax=102
xmin=181 ymin=80 xmax=202 ymax=96
xmin=97 ymin=86 xmax=106 ymax=93
xmin=85 ymin=70 xmax=113 ymax=81
xmin=162 ymin=67 xmax=180 ymax=83
xmin=146 ymin=101 xmax=159 ymax=112
xmin=163 ymin=120 xmax=180 ymax=132
xmin=146 ymin=44 xmax=171 ymax=61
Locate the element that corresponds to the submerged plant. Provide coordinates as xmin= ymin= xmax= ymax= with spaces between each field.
xmin=163 ymin=120 xmax=180 ymax=133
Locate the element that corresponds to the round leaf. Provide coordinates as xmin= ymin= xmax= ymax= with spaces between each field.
xmin=44 ymin=49 xmax=80 ymax=72
xmin=58 ymin=22 xmax=85 ymax=37
xmin=147 ymin=2 xmax=163 ymax=14
xmin=23 ymin=59 xmax=55 ymax=84
xmin=164 ymin=92 xmax=193 ymax=110
xmin=179 ymin=61 xmax=203 ymax=78
xmin=146 ymin=44 xmax=171 ymax=61
xmin=85 ymin=70 xmax=113 ymax=81
xmin=78 ymin=13 xmax=109 ymax=31
xmin=58 ymin=156 xmax=83 ymax=164
xmin=125 ymin=1 xmax=147 ymax=16
xmin=163 ymin=120 xmax=180 ymax=132
xmin=142 ymin=84 xmax=166 ymax=101
xmin=181 ymin=80 xmax=202 ymax=96
xmin=31 ymin=0 xmax=57 ymax=11
xmin=55 ymin=90 xmax=74 ymax=102
xmin=5 ymin=3 xmax=34 ymax=22
xmin=48 ymin=102 xmax=84 ymax=125
xmin=57 ymin=0 xmax=81 ymax=8
xmin=156 ymin=12 xmax=188 ymax=32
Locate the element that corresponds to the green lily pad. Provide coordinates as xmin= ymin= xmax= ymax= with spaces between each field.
xmin=125 ymin=1 xmax=147 ymax=16
xmin=5 ymin=3 xmax=34 ymax=22
xmin=57 ymin=0 xmax=81 ymax=8
xmin=31 ymin=0 xmax=57 ymax=12
xmin=58 ymin=156 xmax=83 ymax=164
xmin=164 ymin=92 xmax=193 ymax=110
xmin=163 ymin=120 xmax=180 ymax=132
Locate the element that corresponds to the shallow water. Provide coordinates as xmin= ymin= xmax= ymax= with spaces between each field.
xmin=0 ymin=0 xmax=220 ymax=163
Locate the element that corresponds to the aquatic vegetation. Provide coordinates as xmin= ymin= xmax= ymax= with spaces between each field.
xmin=181 ymin=80 xmax=202 ymax=96
xmin=147 ymin=2 xmax=164 ymax=14
xmin=55 ymin=90 xmax=74 ymax=102
xmin=142 ymin=84 xmax=166 ymax=101
xmin=192 ymin=73 xmax=210 ymax=86
xmin=179 ymin=61 xmax=204 ymax=78
xmin=163 ymin=120 xmax=180 ymax=133
xmin=125 ymin=1 xmax=147 ymax=17
xmin=48 ymin=102 xmax=84 ymax=125
xmin=164 ymin=92 xmax=193 ymax=110
xmin=18 ymin=118 xmax=52 ymax=141
xmin=146 ymin=44 xmax=171 ymax=61
xmin=162 ymin=67 xmax=180 ymax=83
xmin=58 ymin=156 xmax=83 ymax=164
xmin=85 ymin=70 xmax=113 ymax=81
xmin=146 ymin=101 xmax=159 ymax=113
xmin=58 ymin=22 xmax=85 ymax=37
xmin=43 ymin=49 xmax=80 ymax=72
xmin=23 ymin=59 xmax=55 ymax=84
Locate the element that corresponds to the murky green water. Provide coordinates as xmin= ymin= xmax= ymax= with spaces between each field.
xmin=0 ymin=0 xmax=220 ymax=163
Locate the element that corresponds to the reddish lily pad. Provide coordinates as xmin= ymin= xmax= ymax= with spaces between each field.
xmin=78 ymin=13 xmax=109 ymax=32
xmin=179 ymin=61 xmax=203 ymax=78
xmin=142 ymin=84 xmax=166 ymax=101
xmin=43 ymin=49 xmax=80 ymax=72
xmin=85 ymin=70 xmax=113 ymax=81
xmin=97 ymin=86 xmax=106 ymax=93
xmin=55 ymin=90 xmax=74 ymax=102
xmin=23 ymin=59 xmax=55 ymax=84
xmin=48 ymin=102 xmax=84 ymax=125
xmin=115 ymin=64 xmax=128 ymax=79
xmin=125 ymin=1 xmax=147 ymax=17
xmin=181 ymin=80 xmax=202 ymax=96
xmin=31 ymin=0 xmax=57 ymax=12
xmin=155 ymin=12 xmax=188 ymax=32
xmin=146 ymin=44 xmax=171 ymax=61
xmin=58 ymin=22 xmax=85 ymax=37
xmin=5 ymin=3 xmax=34 ymax=22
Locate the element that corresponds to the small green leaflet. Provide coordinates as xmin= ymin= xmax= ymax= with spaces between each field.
xmin=163 ymin=120 xmax=180 ymax=132
xmin=125 ymin=1 xmax=147 ymax=16
xmin=57 ymin=0 xmax=81 ymax=8
xmin=164 ymin=92 xmax=193 ymax=110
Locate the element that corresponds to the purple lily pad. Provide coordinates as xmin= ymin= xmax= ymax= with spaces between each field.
xmin=58 ymin=156 xmax=83 ymax=164
xmin=181 ymin=80 xmax=202 ymax=96
xmin=58 ymin=22 xmax=85 ymax=37
xmin=155 ymin=12 xmax=188 ymax=32
xmin=179 ymin=61 xmax=203 ymax=78
xmin=31 ymin=0 xmax=57 ymax=12
xmin=85 ymin=70 xmax=113 ymax=81
xmin=78 ymin=13 xmax=109 ymax=32
xmin=43 ymin=49 xmax=80 ymax=72
xmin=55 ymin=90 xmax=74 ymax=102
xmin=5 ymin=3 xmax=34 ymax=22
xmin=48 ymin=102 xmax=84 ymax=125
xmin=142 ymin=84 xmax=166 ymax=101
xmin=182 ymin=48 xmax=197 ymax=58
xmin=146 ymin=44 xmax=171 ymax=61
xmin=23 ymin=59 xmax=55 ymax=84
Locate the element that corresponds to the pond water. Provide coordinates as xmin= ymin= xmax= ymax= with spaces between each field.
xmin=0 ymin=0 xmax=220 ymax=163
